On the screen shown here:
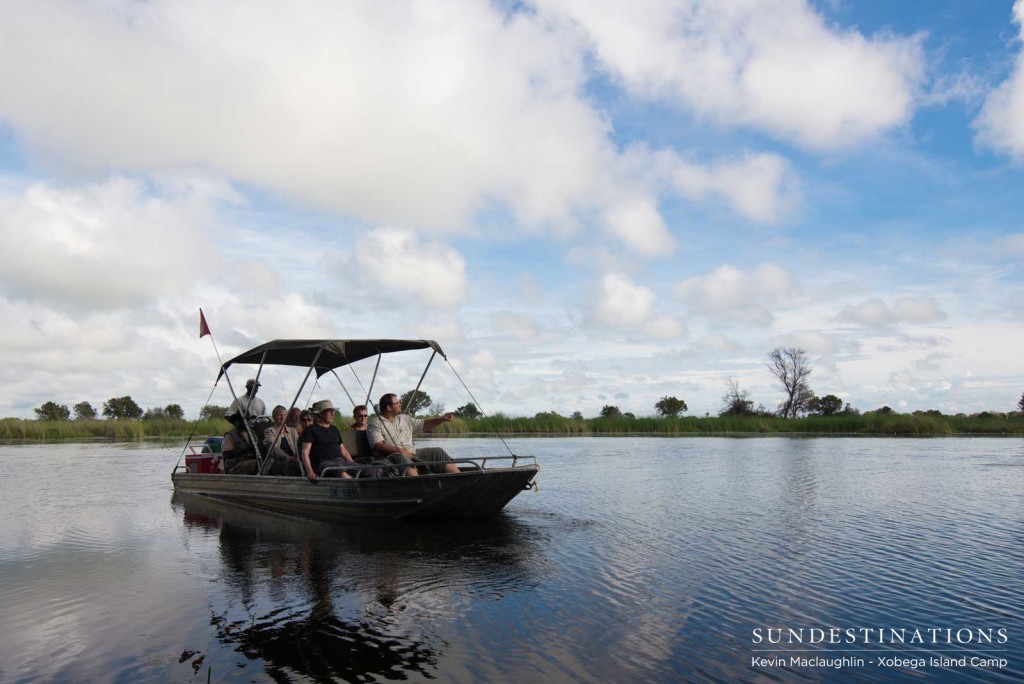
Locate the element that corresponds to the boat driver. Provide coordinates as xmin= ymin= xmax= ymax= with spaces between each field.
xmin=227 ymin=378 xmax=266 ymax=418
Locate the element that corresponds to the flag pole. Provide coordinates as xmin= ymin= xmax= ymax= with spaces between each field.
xmin=200 ymin=308 xmax=227 ymax=372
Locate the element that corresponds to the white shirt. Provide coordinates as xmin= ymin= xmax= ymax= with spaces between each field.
xmin=227 ymin=394 xmax=266 ymax=418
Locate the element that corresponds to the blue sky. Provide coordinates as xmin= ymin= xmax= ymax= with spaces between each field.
xmin=1 ymin=0 xmax=1022 ymax=419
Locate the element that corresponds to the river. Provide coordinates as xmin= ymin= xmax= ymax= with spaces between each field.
xmin=0 ymin=437 xmax=1021 ymax=683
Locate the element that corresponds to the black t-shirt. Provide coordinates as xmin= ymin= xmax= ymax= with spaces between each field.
xmin=299 ymin=423 xmax=343 ymax=471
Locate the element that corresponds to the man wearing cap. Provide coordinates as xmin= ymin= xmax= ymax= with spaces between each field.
xmin=367 ymin=393 xmax=460 ymax=475
xmin=227 ymin=378 xmax=266 ymax=419
xmin=299 ymin=399 xmax=356 ymax=482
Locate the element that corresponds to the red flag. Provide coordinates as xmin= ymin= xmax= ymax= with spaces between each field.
xmin=199 ymin=309 xmax=211 ymax=338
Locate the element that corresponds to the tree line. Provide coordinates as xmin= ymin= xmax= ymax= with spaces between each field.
xmin=30 ymin=348 xmax=1024 ymax=424
xmin=34 ymin=397 xmax=184 ymax=421
xmin=598 ymin=346 xmax=1020 ymax=420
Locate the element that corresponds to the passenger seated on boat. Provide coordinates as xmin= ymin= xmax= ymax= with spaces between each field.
xmin=350 ymin=405 xmax=369 ymax=431
xmin=286 ymin=407 xmax=303 ymax=432
xmin=262 ymin=405 xmax=302 ymax=476
xmin=221 ymin=414 xmax=260 ymax=475
xmin=367 ymin=392 xmax=459 ymax=474
xmin=299 ymin=399 xmax=356 ymax=482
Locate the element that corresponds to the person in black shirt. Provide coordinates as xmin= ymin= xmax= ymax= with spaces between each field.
xmin=299 ymin=399 xmax=355 ymax=482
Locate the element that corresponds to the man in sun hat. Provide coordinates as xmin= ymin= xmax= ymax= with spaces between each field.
xmin=298 ymin=399 xmax=356 ymax=482
xmin=226 ymin=378 xmax=266 ymax=419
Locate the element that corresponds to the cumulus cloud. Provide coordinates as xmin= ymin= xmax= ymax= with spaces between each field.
xmin=974 ymin=0 xmax=1024 ymax=159
xmin=672 ymin=151 xmax=800 ymax=223
xmin=537 ymin=0 xmax=925 ymax=149
xmin=674 ymin=263 xmax=797 ymax=326
xmin=0 ymin=0 xmax=611 ymax=233
xmin=0 ymin=177 xmax=216 ymax=309
xmin=353 ymin=228 xmax=466 ymax=308
xmin=601 ymin=196 xmax=676 ymax=257
xmin=591 ymin=272 xmax=654 ymax=326
xmin=837 ymin=296 xmax=947 ymax=327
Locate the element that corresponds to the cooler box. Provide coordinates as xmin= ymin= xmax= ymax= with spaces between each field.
xmin=185 ymin=452 xmax=221 ymax=474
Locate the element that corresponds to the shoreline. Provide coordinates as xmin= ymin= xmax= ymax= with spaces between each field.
xmin=4 ymin=431 xmax=1024 ymax=445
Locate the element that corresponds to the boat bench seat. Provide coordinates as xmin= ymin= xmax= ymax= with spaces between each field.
xmin=340 ymin=429 xmax=374 ymax=461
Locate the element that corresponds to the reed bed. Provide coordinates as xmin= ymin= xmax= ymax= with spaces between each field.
xmin=2 ymin=413 xmax=1022 ymax=443
xmin=433 ymin=413 xmax=1024 ymax=437
xmin=0 ymin=418 xmax=231 ymax=442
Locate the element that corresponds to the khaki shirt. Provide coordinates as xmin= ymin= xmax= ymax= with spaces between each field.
xmin=367 ymin=413 xmax=424 ymax=454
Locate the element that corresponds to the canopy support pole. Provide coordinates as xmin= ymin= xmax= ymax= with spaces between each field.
xmin=411 ymin=350 xmax=437 ymax=414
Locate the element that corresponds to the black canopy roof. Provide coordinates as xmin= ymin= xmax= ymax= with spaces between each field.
xmin=218 ymin=339 xmax=445 ymax=378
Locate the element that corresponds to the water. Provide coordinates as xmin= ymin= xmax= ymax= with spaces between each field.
xmin=0 ymin=437 xmax=1021 ymax=683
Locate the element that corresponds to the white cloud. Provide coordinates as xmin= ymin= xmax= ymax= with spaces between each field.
xmin=491 ymin=312 xmax=541 ymax=341
xmin=591 ymin=272 xmax=655 ymax=326
xmin=672 ymin=151 xmax=800 ymax=223
xmin=644 ymin=315 xmax=687 ymax=340
xmin=975 ymin=0 xmax=1024 ymax=159
xmin=674 ymin=263 xmax=797 ymax=326
xmin=537 ymin=0 xmax=925 ymax=149
xmin=0 ymin=177 xmax=216 ymax=309
xmin=989 ymin=233 xmax=1024 ymax=259
xmin=837 ymin=296 xmax=947 ymax=328
xmin=0 ymin=0 xmax=610 ymax=233
xmin=601 ymin=196 xmax=676 ymax=257
xmin=353 ymin=228 xmax=466 ymax=309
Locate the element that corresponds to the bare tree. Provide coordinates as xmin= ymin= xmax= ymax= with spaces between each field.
xmin=768 ymin=347 xmax=813 ymax=419
xmin=720 ymin=378 xmax=755 ymax=416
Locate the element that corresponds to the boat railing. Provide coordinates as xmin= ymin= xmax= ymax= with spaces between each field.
xmin=176 ymin=454 xmax=537 ymax=477
xmin=322 ymin=453 xmax=537 ymax=478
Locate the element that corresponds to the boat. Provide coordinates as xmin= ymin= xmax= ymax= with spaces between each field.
xmin=172 ymin=339 xmax=539 ymax=520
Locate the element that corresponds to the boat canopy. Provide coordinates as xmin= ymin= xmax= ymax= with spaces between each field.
xmin=217 ymin=339 xmax=445 ymax=379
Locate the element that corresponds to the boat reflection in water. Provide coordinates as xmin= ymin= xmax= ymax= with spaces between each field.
xmin=171 ymin=492 xmax=545 ymax=681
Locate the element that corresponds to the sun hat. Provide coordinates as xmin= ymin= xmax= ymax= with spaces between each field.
xmin=311 ymin=399 xmax=338 ymax=414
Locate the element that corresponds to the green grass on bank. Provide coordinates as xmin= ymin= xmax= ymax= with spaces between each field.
xmin=3 ymin=412 xmax=1024 ymax=443
xmin=432 ymin=413 xmax=1024 ymax=436
xmin=0 ymin=417 xmax=231 ymax=442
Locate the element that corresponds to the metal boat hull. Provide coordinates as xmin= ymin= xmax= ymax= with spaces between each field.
xmin=171 ymin=465 xmax=539 ymax=520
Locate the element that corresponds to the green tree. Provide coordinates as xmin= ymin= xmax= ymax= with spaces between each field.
xmin=73 ymin=401 xmax=97 ymax=420
xmin=455 ymin=402 xmax=482 ymax=419
xmin=1018 ymin=391 xmax=1024 ymax=413
xmin=654 ymin=396 xmax=688 ymax=417
xmin=807 ymin=394 xmax=843 ymax=416
xmin=200 ymin=405 xmax=227 ymax=421
xmin=571 ymin=411 xmax=583 ymax=420
xmin=165 ymin=403 xmax=185 ymax=420
xmin=599 ymin=405 xmax=622 ymax=418
xmin=400 ymin=390 xmax=432 ymax=415
xmin=35 ymin=401 xmax=70 ymax=421
xmin=103 ymin=396 xmax=143 ymax=420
